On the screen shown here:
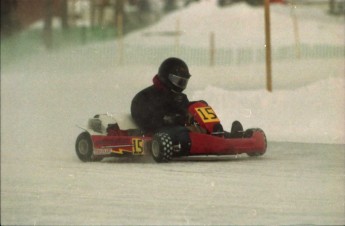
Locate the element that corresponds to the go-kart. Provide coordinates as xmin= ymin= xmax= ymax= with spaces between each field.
xmin=75 ymin=102 xmax=267 ymax=163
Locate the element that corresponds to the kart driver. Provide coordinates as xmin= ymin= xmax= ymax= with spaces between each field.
xmin=131 ymin=57 xmax=190 ymax=133
xmin=131 ymin=57 xmax=245 ymax=137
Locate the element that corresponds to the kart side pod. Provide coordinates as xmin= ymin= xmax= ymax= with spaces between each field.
xmin=150 ymin=128 xmax=267 ymax=162
xmin=188 ymin=128 xmax=267 ymax=156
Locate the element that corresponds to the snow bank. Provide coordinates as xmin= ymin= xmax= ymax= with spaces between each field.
xmin=192 ymin=76 xmax=345 ymax=144
xmin=126 ymin=1 xmax=344 ymax=48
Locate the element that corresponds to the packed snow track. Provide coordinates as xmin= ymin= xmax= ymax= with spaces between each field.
xmin=1 ymin=142 xmax=344 ymax=225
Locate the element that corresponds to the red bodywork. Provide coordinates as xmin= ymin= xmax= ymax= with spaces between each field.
xmin=86 ymin=101 xmax=267 ymax=159
xmin=189 ymin=130 xmax=266 ymax=156
xmin=89 ymin=129 xmax=266 ymax=158
xmin=91 ymin=134 xmax=151 ymax=156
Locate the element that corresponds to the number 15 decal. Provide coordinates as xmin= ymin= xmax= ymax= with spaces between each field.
xmin=195 ymin=107 xmax=220 ymax=123
xmin=132 ymin=138 xmax=144 ymax=155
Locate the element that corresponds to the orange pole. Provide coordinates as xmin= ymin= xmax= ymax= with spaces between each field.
xmin=264 ymin=0 xmax=272 ymax=92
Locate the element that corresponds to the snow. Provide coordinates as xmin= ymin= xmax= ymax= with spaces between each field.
xmin=1 ymin=1 xmax=344 ymax=225
xmin=1 ymin=142 xmax=344 ymax=225
xmin=126 ymin=1 xmax=344 ymax=48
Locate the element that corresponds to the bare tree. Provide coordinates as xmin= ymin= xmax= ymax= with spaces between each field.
xmin=164 ymin=0 xmax=177 ymax=13
xmin=61 ymin=0 xmax=69 ymax=30
xmin=114 ymin=0 xmax=125 ymax=25
xmin=1 ymin=0 xmax=19 ymax=37
xmin=44 ymin=0 xmax=53 ymax=49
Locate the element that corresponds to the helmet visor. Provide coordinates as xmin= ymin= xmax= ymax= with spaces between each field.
xmin=168 ymin=73 xmax=189 ymax=90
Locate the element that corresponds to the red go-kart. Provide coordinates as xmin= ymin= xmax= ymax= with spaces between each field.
xmin=75 ymin=102 xmax=267 ymax=163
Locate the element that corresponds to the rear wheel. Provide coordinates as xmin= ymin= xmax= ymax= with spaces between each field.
xmin=75 ymin=132 xmax=102 ymax=162
xmin=151 ymin=132 xmax=173 ymax=163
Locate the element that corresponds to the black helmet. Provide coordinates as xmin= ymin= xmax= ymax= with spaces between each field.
xmin=157 ymin=57 xmax=191 ymax=92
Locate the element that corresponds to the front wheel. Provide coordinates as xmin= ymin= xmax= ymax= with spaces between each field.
xmin=151 ymin=132 xmax=174 ymax=163
xmin=246 ymin=128 xmax=267 ymax=157
xmin=75 ymin=132 xmax=102 ymax=162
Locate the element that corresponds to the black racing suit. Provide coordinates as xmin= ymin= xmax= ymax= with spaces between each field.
xmin=131 ymin=84 xmax=189 ymax=134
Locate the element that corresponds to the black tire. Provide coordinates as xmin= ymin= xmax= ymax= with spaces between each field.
xmin=75 ymin=132 xmax=102 ymax=162
xmin=151 ymin=132 xmax=174 ymax=163
xmin=246 ymin=128 xmax=267 ymax=157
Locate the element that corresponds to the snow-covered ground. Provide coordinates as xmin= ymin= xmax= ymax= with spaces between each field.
xmin=1 ymin=1 xmax=344 ymax=225
xmin=2 ymin=142 xmax=344 ymax=225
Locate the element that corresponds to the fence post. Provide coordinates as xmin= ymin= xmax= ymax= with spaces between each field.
xmin=117 ymin=13 xmax=124 ymax=65
xmin=210 ymin=32 xmax=215 ymax=66
xmin=175 ymin=18 xmax=180 ymax=56
xmin=290 ymin=0 xmax=301 ymax=58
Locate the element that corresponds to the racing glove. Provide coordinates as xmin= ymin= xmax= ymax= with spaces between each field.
xmin=170 ymin=92 xmax=189 ymax=107
xmin=163 ymin=113 xmax=186 ymax=126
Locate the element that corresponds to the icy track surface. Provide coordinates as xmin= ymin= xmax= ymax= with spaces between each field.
xmin=1 ymin=142 xmax=344 ymax=225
